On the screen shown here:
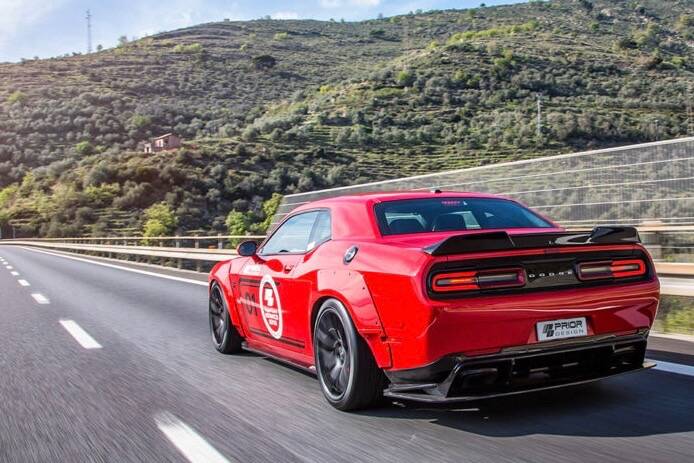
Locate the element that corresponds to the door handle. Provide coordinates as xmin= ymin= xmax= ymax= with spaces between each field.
xmin=283 ymin=264 xmax=294 ymax=273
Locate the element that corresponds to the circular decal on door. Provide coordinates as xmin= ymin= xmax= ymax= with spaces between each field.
xmin=259 ymin=274 xmax=283 ymax=339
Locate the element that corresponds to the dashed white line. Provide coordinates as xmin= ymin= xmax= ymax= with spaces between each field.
xmin=31 ymin=293 xmax=50 ymax=305
xmin=58 ymin=320 xmax=102 ymax=349
xmin=17 ymin=279 xmax=30 ymax=287
xmin=155 ymin=412 xmax=232 ymax=463
xmin=10 ymin=271 xmax=19 ymax=276
xmin=6 ymin=266 xmax=13 ymax=270
xmin=650 ymin=359 xmax=694 ymax=377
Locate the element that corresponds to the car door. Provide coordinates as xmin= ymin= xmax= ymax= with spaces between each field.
xmin=237 ymin=210 xmax=323 ymax=360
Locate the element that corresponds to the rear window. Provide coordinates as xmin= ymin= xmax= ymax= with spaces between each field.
xmin=374 ymin=198 xmax=554 ymax=235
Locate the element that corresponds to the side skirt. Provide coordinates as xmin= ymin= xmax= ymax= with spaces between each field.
xmin=242 ymin=342 xmax=317 ymax=376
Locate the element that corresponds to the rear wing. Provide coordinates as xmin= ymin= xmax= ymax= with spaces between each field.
xmin=424 ymin=227 xmax=641 ymax=256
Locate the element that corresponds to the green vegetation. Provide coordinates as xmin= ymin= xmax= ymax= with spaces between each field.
xmin=0 ymin=0 xmax=691 ymax=238
xmin=6 ymin=90 xmax=26 ymax=104
xmin=142 ymin=202 xmax=178 ymax=238
xmin=173 ymin=43 xmax=203 ymax=54
xmin=655 ymin=296 xmax=694 ymax=335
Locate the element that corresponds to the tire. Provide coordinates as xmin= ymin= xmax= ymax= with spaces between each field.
xmin=209 ymin=283 xmax=243 ymax=354
xmin=313 ymin=298 xmax=384 ymax=411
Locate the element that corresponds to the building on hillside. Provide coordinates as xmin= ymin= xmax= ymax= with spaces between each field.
xmin=143 ymin=133 xmax=182 ymax=153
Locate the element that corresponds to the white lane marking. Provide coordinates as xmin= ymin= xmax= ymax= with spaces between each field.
xmin=59 ymin=320 xmax=102 ymax=349
xmin=17 ymin=279 xmax=30 ymax=287
xmin=31 ymin=293 xmax=50 ymax=305
xmin=6 ymin=266 xmax=13 ymax=270
xmin=21 ymin=247 xmax=208 ymax=287
xmin=155 ymin=412 xmax=232 ymax=463
xmin=649 ymin=359 xmax=694 ymax=377
xmin=11 ymin=271 xmax=19 ymax=276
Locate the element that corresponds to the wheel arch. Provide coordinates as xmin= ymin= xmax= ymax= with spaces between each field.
xmin=311 ymin=270 xmax=392 ymax=369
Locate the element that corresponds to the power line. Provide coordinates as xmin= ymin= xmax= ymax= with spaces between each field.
xmin=86 ymin=10 xmax=92 ymax=54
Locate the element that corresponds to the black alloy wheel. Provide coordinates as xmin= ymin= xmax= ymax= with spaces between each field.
xmin=209 ymin=283 xmax=243 ymax=354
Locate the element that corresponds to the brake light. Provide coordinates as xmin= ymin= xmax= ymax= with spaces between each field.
xmin=432 ymin=268 xmax=525 ymax=292
xmin=577 ymin=259 xmax=646 ymax=281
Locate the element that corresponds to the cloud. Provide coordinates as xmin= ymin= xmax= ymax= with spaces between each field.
xmin=320 ymin=0 xmax=381 ymax=8
xmin=0 ymin=0 xmax=68 ymax=49
xmin=271 ymin=11 xmax=299 ymax=20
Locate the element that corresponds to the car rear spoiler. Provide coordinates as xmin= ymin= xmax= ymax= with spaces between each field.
xmin=424 ymin=227 xmax=641 ymax=256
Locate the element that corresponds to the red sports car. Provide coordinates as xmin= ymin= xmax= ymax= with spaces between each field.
xmin=208 ymin=191 xmax=659 ymax=410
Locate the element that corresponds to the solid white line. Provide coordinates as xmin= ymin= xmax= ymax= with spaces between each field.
xmin=10 ymin=271 xmax=19 ymax=276
xmin=21 ymin=247 xmax=208 ymax=287
xmin=155 ymin=412 xmax=232 ymax=463
xmin=31 ymin=293 xmax=50 ymax=305
xmin=649 ymin=359 xmax=694 ymax=377
xmin=59 ymin=320 xmax=102 ymax=349
xmin=17 ymin=279 xmax=30 ymax=287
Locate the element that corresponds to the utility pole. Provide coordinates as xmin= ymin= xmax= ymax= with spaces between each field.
xmin=86 ymin=10 xmax=92 ymax=54
xmin=536 ymin=93 xmax=542 ymax=139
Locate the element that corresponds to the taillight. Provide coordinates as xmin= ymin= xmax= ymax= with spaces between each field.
xmin=432 ymin=268 xmax=526 ymax=293
xmin=577 ymin=259 xmax=646 ymax=281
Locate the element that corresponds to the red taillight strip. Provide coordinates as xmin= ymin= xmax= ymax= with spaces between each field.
xmin=577 ymin=259 xmax=646 ymax=281
xmin=432 ymin=268 xmax=525 ymax=293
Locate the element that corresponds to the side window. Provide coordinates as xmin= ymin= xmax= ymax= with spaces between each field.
xmin=307 ymin=210 xmax=331 ymax=251
xmin=260 ymin=211 xmax=319 ymax=255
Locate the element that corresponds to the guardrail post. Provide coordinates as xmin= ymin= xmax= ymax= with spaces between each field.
xmin=217 ymin=234 xmax=223 ymax=250
xmin=195 ymin=237 xmax=201 ymax=272
xmin=175 ymin=235 xmax=182 ymax=269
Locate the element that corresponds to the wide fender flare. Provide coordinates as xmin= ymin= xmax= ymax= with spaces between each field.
xmin=314 ymin=269 xmax=392 ymax=369
xmin=209 ymin=260 xmax=246 ymax=337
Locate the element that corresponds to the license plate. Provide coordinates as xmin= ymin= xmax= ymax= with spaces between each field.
xmin=536 ymin=317 xmax=587 ymax=342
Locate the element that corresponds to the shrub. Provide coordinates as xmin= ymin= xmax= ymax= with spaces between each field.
xmin=273 ymin=32 xmax=288 ymax=41
xmin=6 ymin=91 xmax=27 ymax=105
xmin=142 ymin=202 xmax=177 ymax=238
xmin=396 ymin=70 xmax=415 ymax=87
xmin=252 ymin=55 xmax=277 ymax=70
xmin=75 ymin=141 xmax=94 ymax=156
xmin=173 ymin=43 xmax=203 ymax=54
xmin=225 ymin=210 xmax=249 ymax=237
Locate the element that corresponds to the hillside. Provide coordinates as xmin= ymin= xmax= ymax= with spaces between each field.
xmin=0 ymin=0 xmax=692 ymax=237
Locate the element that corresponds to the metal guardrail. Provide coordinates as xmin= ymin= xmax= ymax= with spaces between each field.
xmin=2 ymin=233 xmax=693 ymax=276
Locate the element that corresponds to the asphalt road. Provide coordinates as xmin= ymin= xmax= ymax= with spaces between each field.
xmin=0 ymin=246 xmax=692 ymax=463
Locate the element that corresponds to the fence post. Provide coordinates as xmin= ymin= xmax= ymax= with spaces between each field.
xmin=195 ymin=236 xmax=201 ymax=272
xmin=175 ymin=235 xmax=182 ymax=269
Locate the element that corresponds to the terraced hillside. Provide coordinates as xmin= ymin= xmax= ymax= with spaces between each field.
xmin=0 ymin=0 xmax=692 ymax=237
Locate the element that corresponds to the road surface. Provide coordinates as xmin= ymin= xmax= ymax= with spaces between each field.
xmin=0 ymin=246 xmax=692 ymax=463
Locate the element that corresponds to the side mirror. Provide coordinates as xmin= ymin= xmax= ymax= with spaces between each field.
xmin=236 ymin=240 xmax=258 ymax=257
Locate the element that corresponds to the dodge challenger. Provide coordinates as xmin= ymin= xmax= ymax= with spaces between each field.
xmin=208 ymin=191 xmax=659 ymax=410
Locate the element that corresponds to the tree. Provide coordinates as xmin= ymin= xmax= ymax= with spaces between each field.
xmin=226 ymin=210 xmax=250 ymax=244
xmin=117 ymin=35 xmax=129 ymax=46
xmin=142 ymin=202 xmax=177 ymax=239
xmin=257 ymin=193 xmax=283 ymax=232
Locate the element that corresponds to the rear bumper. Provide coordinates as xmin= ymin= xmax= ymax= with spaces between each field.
xmin=383 ymin=331 xmax=652 ymax=403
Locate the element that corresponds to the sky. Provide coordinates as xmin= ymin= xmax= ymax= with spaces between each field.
xmin=0 ymin=0 xmax=526 ymax=63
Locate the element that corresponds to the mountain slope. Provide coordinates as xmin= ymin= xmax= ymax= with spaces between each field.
xmin=0 ymin=0 xmax=692 ymax=237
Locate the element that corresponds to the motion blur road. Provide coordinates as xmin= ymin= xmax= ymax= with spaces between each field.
xmin=1 ymin=246 xmax=693 ymax=463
